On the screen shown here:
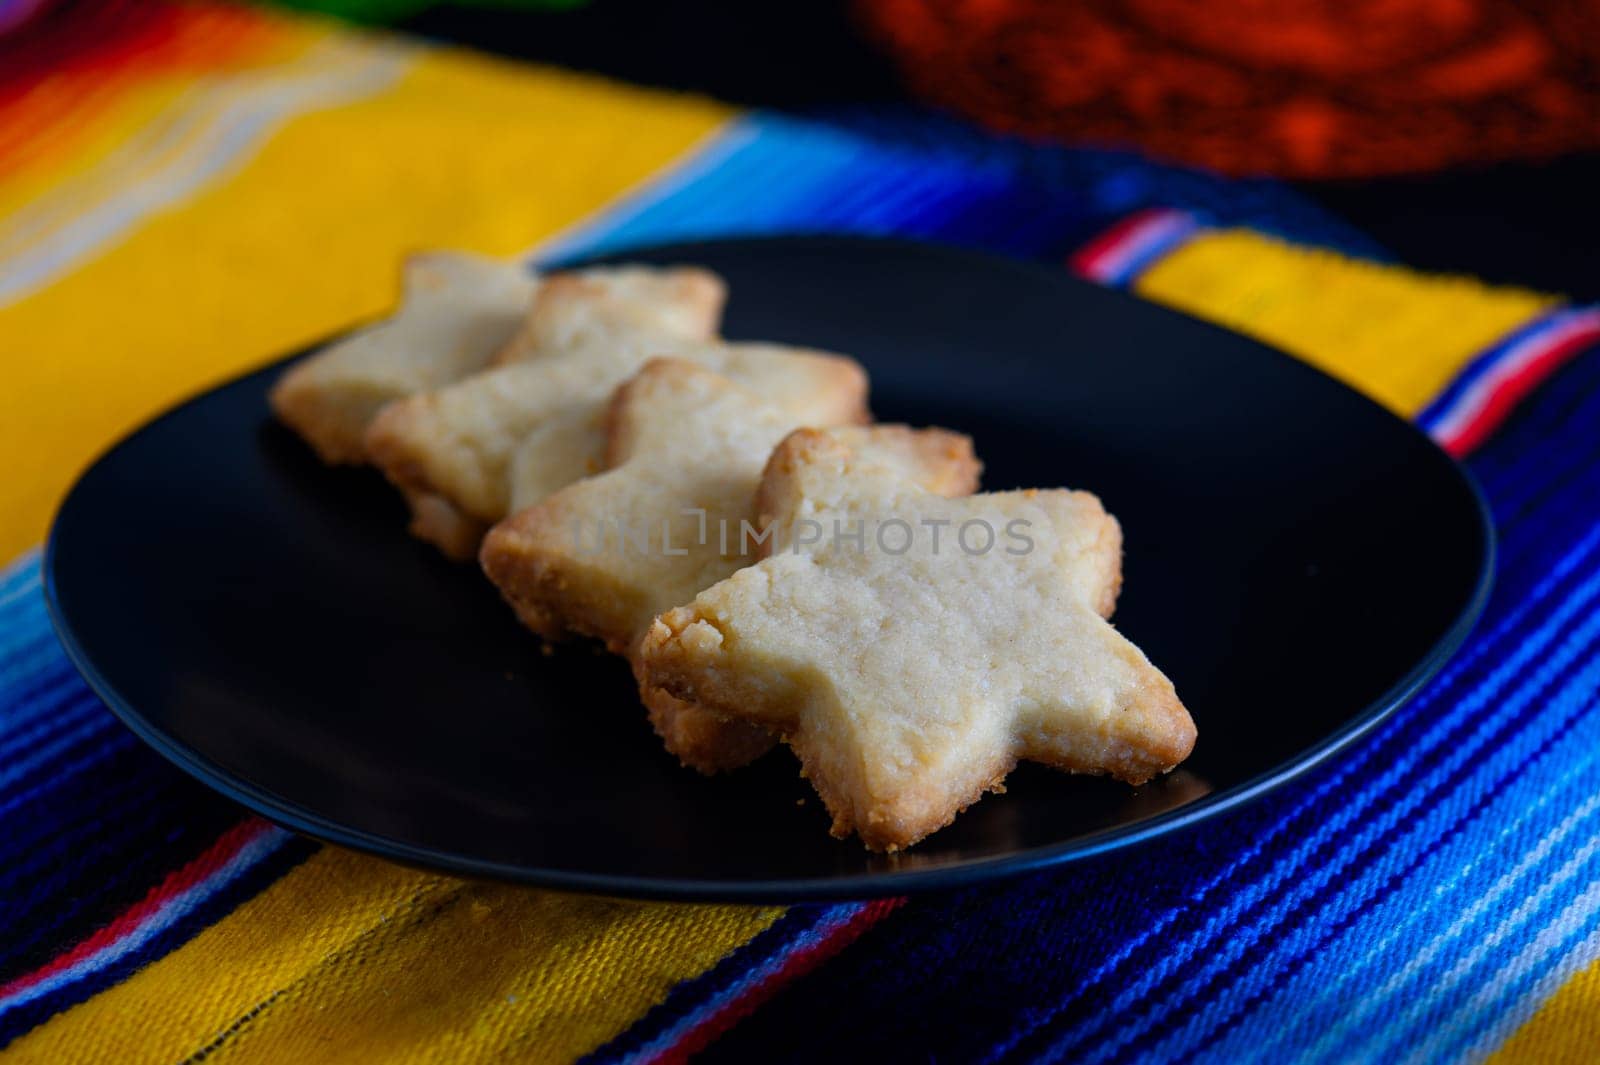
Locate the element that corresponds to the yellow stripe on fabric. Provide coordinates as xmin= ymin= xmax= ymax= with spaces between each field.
xmin=1488 ymin=957 xmax=1600 ymax=1064
xmin=0 ymin=77 xmax=190 ymax=223
xmin=5 ymin=849 xmax=783 ymax=1064
xmin=1134 ymin=229 xmax=1557 ymax=417
xmin=0 ymin=18 xmax=312 ymax=226
xmin=0 ymin=36 xmax=406 ymax=290
xmin=0 ymin=43 xmax=729 ymax=565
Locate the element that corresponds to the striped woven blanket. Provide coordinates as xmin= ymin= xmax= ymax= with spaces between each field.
xmin=4 ymin=2 xmax=1599 ymax=1060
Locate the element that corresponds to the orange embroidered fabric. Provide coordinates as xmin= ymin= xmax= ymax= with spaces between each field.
xmin=857 ymin=0 xmax=1600 ymax=177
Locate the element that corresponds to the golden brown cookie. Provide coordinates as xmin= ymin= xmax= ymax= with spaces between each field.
xmin=270 ymin=252 xmax=537 ymax=464
xmin=365 ymin=277 xmax=869 ymax=559
xmin=492 ymin=267 xmax=725 ymax=365
xmin=480 ymin=358 xmax=980 ymax=772
xmin=638 ymin=428 xmax=1194 ymax=850
xmin=269 ymin=257 xmax=725 ymax=467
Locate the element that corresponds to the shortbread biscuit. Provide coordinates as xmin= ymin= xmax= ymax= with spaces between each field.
xmin=366 ymin=310 xmax=869 ymax=558
xmin=270 ymin=258 xmax=725 ymax=466
xmin=492 ymin=267 xmax=725 ymax=365
xmin=480 ymin=358 xmax=980 ymax=772
xmin=401 ymin=487 xmax=491 ymax=562
xmin=270 ymin=252 xmax=537 ymax=464
xmin=638 ymin=428 xmax=1194 ymax=850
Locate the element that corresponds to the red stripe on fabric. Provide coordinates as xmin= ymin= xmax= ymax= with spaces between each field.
xmin=648 ymin=898 xmax=906 ymax=1065
xmin=0 ymin=0 xmax=180 ymax=94
xmin=0 ymin=818 xmax=268 ymax=998
xmin=1442 ymin=327 xmax=1600 ymax=457
xmin=0 ymin=1 xmax=277 ymax=172
xmin=0 ymin=0 xmax=271 ymax=97
xmin=1066 ymin=208 xmax=1168 ymax=280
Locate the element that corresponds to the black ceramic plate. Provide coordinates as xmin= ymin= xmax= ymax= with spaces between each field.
xmin=46 ymin=237 xmax=1492 ymax=901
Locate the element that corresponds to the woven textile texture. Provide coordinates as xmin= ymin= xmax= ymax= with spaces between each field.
xmin=3 ymin=2 xmax=1600 ymax=1060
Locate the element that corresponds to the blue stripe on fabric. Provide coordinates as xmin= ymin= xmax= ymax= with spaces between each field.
xmin=1478 ymin=368 xmax=1600 ymax=530
xmin=1424 ymin=868 xmax=1600 ymax=1065
xmin=1142 ymin=673 xmax=1600 ymax=1064
xmin=3 ymin=103 xmax=1579 ymax=1061
xmin=819 ymin=108 xmax=1384 ymax=258
xmin=1203 ymin=745 xmax=1600 ymax=1061
xmin=0 ymin=653 xmax=67 ymax=708
xmin=0 ymin=550 xmax=41 ymax=600
xmin=0 ymin=831 xmax=317 ymax=1050
xmin=542 ymin=114 xmax=1010 ymax=265
xmin=978 ymin=358 xmax=1600 ymax=1063
xmin=697 ymin=348 xmax=1600 ymax=1065
xmin=1096 ymin=213 xmax=1203 ymax=288
xmin=0 ymin=737 xmax=183 ymax=876
xmin=1194 ymin=723 xmax=1600 ymax=1064
xmin=1006 ymin=417 xmax=1600 ymax=1063
xmin=1414 ymin=306 xmax=1574 ymax=432
xmin=0 ymin=663 xmax=103 ymax=741
xmin=1119 ymin=601 xmax=1600 ymax=1056
xmin=1381 ymin=830 xmax=1600 ymax=1065
xmin=993 ymin=512 xmax=1600 ymax=1058
xmin=1028 ymin=591 xmax=1600 ymax=1065
xmin=1470 ymin=922 xmax=1600 ymax=1065
xmin=0 ymin=731 xmax=138 ymax=835
xmin=0 ymin=694 xmax=104 ymax=764
xmin=0 ymin=761 xmax=209 ymax=878
xmin=584 ymin=904 xmax=868 ymax=1065
xmin=0 ymin=710 xmax=123 ymax=794
xmin=537 ymin=111 xmax=1376 ymax=271
xmin=0 ymin=806 xmax=251 ymax=983
xmin=0 ymin=558 xmax=299 ymax=1008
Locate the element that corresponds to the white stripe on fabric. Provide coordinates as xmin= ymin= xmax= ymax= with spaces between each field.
xmin=0 ymin=39 xmax=412 ymax=308
xmin=1462 ymin=922 xmax=1600 ymax=1065
xmin=0 ymin=825 xmax=289 ymax=1017
xmin=1429 ymin=309 xmax=1600 ymax=442
xmin=1008 ymin=527 xmax=1600 ymax=1065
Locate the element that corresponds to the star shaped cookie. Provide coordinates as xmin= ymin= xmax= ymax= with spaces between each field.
xmin=270 ymin=256 xmax=725 ymax=468
xmin=270 ymin=252 xmax=538 ymax=465
xmin=638 ymin=427 xmax=1195 ymax=850
xmin=491 ymin=265 xmax=726 ymax=366
xmin=480 ymin=358 xmax=980 ymax=771
xmin=365 ymin=278 xmax=868 ymax=559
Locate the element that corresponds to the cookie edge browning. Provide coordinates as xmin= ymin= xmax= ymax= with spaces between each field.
xmin=270 ymin=251 xmax=529 ymax=465
xmin=639 ymin=598 xmax=1193 ymax=851
xmin=489 ymin=266 xmax=727 ymax=367
xmin=1024 ymin=486 xmax=1125 ymax=621
xmin=640 ymin=430 xmax=1188 ymax=850
xmin=269 ymin=366 xmax=377 ymax=465
xmin=364 ymin=393 xmax=484 ymax=556
xmin=755 ymin=429 xmax=1122 ymax=619
xmin=479 ymin=494 xmax=647 ymax=650
xmin=479 ymin=358 xmax=774 ymax=652
xmin=640 ymin=417 xmax=982 ymax=777
xmin=479 ymin=358 xmax=781 ymax=774
xmin=754 ymin=426 xmax=984 ymax=556
xmin=479 ymin=357 xmax=877 ymax=652
xmin=402 ymin=488 xmax=488 ymax=563
xmin=475 ymin=359 xmax=791 ymax=773
xmin=358 ymin=265 xmax=730 ymax=553
xmin=268 ymin=252 xmax=409 ymax=467
xmin=635 ymin=670 xmax=777 ymax=773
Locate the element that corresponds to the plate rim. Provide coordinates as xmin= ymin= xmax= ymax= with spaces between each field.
xmin=42 ymin=234 xmax=1498 ymax=902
